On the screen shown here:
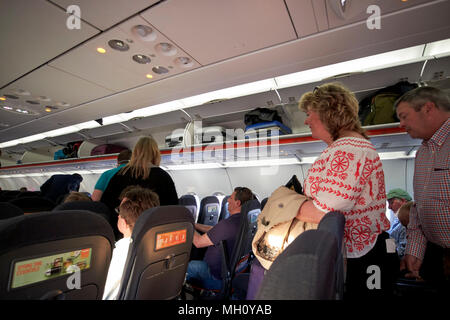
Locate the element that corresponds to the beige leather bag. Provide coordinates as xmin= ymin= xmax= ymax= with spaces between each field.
xmin=252 ymin=186 xmax=318 ymax=270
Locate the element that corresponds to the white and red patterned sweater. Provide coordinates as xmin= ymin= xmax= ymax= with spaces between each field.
xmin=304 ymin=137 xmax=390 ymax=258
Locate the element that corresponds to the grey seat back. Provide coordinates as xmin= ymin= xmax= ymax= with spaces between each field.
xmin=178 ymin=194 xmax=199 ymax=222
xmin=0 ymin=210 xmax=114 ymax=300
xmin=117 ymin=206 xmax=194 ymax=300
xmin=198 ymin=196 xmax=220 ymax=226
xmin=0 ymin=202 xmax=24 ymax=220
xmin=9 ymin=197 xmax=56 ymax=214
xmin=255 ymin=211 xmax=345 ymax=300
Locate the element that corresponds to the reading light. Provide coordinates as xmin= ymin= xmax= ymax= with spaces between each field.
xmin=155 ymin=42 xmax=177 ymax=56
xmin=174 ymin=57 xmax=193 ymax=68
xmin=132 ymin=25 xmax=156 ymax=42
xmin=152 ymin=66 xmax=169 ymax=74
xmin=146 ymin=74 xmax=153 ymax=79
xmin=132 ymin=54 xmax=151 ymax=64
xmin=97 ymin=47 xmax=106 ymax=54
xmin=108 ymin=40 xmax=129 ymax=51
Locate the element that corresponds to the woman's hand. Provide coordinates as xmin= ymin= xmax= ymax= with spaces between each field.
xmin=295 ymin=200 xmax=326 ymax=224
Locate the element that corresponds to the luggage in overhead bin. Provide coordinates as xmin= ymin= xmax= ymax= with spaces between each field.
xmin=244 ymin=107 xmax=283 ymax=126
xmin=54 ymin=148 xmax=68 ymax=160
xmin=194 ymin=126 xmax=226 ymax=144
xmin=244 ymin=120 xmax=292 ymax=138
xmin=359 ymin=80 xmax=418 ymax=125
xmin=90 ymin=144 xmax=127 ymax=156
xmin=165 ymin=131 xmax=184 ymax=148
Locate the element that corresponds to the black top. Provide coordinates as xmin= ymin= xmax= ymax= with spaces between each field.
xmin=101 ymin=166 xmax=178 ymax=209
xmin=101 ymin=167 xmax=178 ymax=238
xmin=40 ymin=174 xmax=82 ymax=202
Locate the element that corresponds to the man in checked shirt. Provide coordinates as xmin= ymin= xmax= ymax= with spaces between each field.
xmin=395 ymin=86 xmax=449 ymax=295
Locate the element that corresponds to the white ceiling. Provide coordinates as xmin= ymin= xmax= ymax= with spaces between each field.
xmin=0 ymin=0 xmax=449 ymax=151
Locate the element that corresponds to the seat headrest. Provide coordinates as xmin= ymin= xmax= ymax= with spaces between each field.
xmin=200 ymin=196 xmax=220 ymax=204
xmin=0 ymin=202 xmax=24 ymax=220
xmin=0 ymin=210 xmax=115 ymax=256
xmin=179 ymin=195 xmax=197 ymax=206
xmin=54 ymin=201 xmax=112 ymax=216
xmin=9 ymin=197 xmax=56 ymax=212
xmin=241 ymin=199 xmax=261 ymax=213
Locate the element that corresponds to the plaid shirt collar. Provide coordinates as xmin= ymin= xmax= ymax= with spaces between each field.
xmin=422 ymin=117 xmax=450 ymax=148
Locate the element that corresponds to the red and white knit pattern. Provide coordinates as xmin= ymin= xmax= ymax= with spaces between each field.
xmin=304 ymin=137 xmax=390 ymax=258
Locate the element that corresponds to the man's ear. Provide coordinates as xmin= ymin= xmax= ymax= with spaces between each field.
xmin=423 ymin=101 xmax=436 ymax=114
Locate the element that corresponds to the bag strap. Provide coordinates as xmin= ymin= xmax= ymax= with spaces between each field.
xmin=281 ymin=219 xmax=298 ymax=251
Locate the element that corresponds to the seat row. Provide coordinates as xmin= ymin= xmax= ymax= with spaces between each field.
xmin=0 ymin=199 xmax=345 ymax=300
xmin=178 ymin=193 xmax=268 ymax=226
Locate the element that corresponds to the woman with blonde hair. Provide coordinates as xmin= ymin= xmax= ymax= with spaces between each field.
xmin=294 ymin=83 xmax=397 ymax=299
xmin=101 ymin=136 xmax=178 ymax=239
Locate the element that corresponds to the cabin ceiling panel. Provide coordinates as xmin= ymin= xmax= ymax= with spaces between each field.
xmin=141 ymin=0 xmax=297 ymax=65
xmin=123 ymin=110 xmax=187 ymax=131
xmin=0 ymin=0 xmax=99 ymax=88
xmin=50 ymin=0 xmax=161 ymax=31
xmin=0 ymin=109 xmax=40 ymax=129
xmin=0 ymin=118 xmax=60 ymax=144
xmin=49 ymin=15 xmax=200 ymax=92
xmin=1 ymin=65 xmax=114 ymax=117
xmin=325 ymin=0 xmax=435 ymax=29
xmin=285 ymin=0 xmax=327 ymax=36
xmin=82 ymin=123 xmax=132 ymax=139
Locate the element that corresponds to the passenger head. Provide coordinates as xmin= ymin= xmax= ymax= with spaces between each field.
xmin=397 ymin=201 xmax=413 ymax=227
xmin=227 ymin=187 xmax=254 ymax=214
xmin=298 ymin=82 xmax=368 ymax=143
xmin=395 ymin=86 xmax=450 ymax=140
xmin=117 ymin=149 xmax=132 ymax=165
xmin=387 ymin=188 xmax=412 ymax=213
xmin=120 ymin=136 xmax=161 ymax=179
xmin=117 ymin=186 xmax=160 ymax=236
xmin=19 ymin=187 xmax=27 ymax=192
xmin=63 ymin=192 xmax=92 ymax=203
xmin=72 ymin=173 xmax=83 ymax=182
